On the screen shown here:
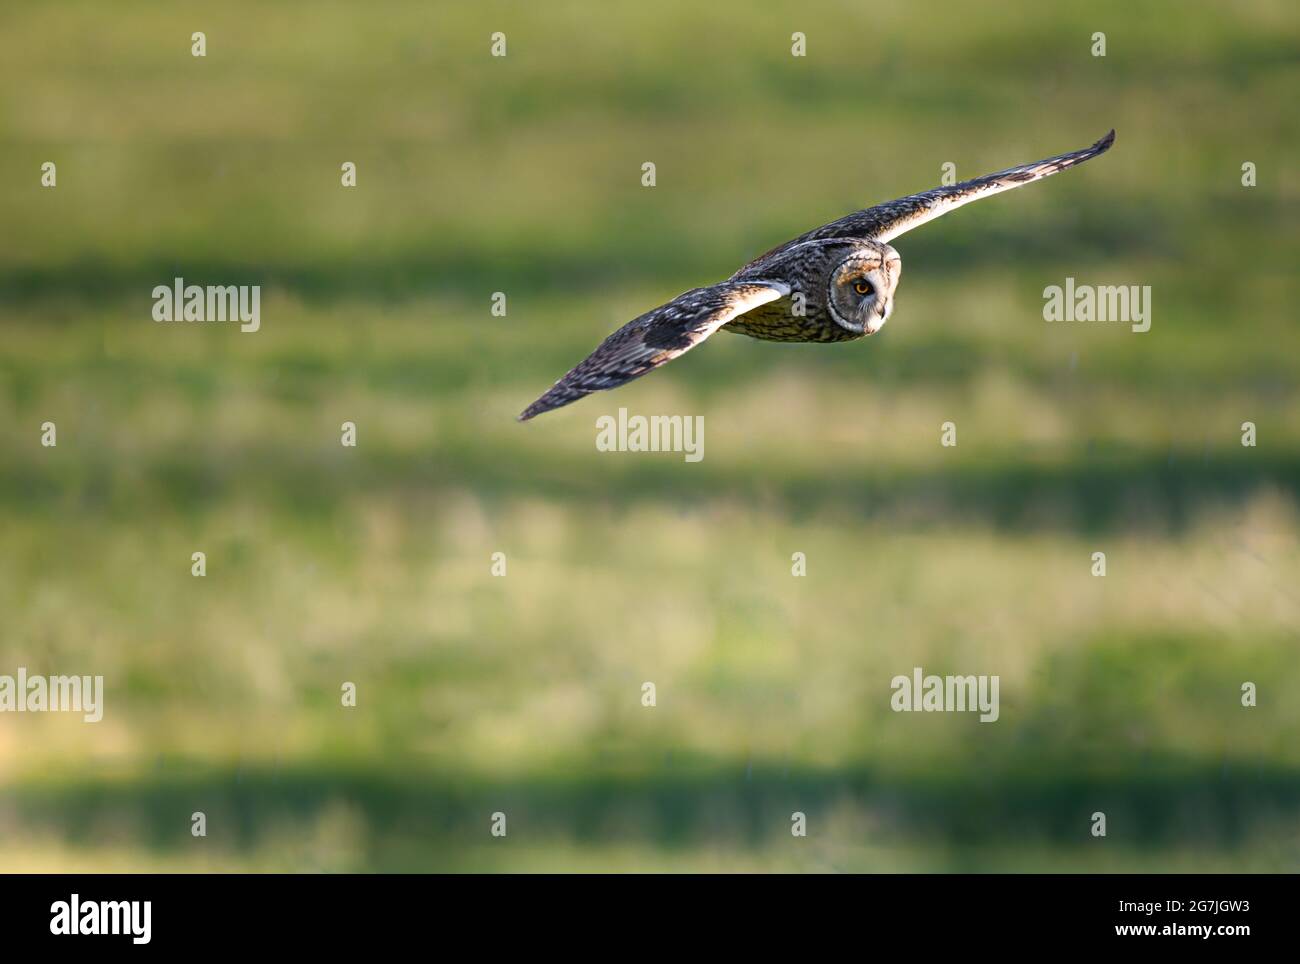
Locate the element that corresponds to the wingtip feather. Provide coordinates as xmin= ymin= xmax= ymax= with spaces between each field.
xmin=517 ymin=387 xmax=572 ymax=422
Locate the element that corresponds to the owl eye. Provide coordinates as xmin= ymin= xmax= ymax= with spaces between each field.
xmin=853 ymin=280 xmax=875 ymax=297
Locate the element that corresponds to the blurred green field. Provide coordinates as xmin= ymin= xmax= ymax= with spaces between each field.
xmin=1 ymin=0 xmax=1298 ymax=872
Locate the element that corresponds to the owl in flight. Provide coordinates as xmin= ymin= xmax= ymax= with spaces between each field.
xmin=519 ymin=130 xmax=1114 ymax=421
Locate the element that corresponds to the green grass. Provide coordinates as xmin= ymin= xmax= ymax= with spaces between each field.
xmin=0 ymin=0 xmax=1297 ymax=871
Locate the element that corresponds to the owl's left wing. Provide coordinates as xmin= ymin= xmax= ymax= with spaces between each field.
xmin=519 ymin=280 xmax=789 ymax=421
xmin=794 ymin=130 xmax=1114 ymax=246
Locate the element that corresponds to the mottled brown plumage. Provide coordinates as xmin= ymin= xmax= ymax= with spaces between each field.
xmin=520 ymin=130 xmax=1114 ymax=421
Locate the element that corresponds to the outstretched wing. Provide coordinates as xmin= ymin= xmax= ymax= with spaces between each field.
xmin=519 ymin=280 xmax=789 ymax=421
xmin=789 ymin=130 xmax=1114 ymax=247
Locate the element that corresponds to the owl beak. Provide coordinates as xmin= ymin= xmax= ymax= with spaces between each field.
xmin=864 ymin=304 xmax=888 ymax=335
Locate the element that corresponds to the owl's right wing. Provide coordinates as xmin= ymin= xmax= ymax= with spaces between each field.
xmin=519 ymin=280 xmax=789 ymax=421
xmin=791 ymin=130 xmax=1114 ymax=246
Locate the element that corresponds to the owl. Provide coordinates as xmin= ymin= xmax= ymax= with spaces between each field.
xmin=519 ymin=131 xmax=1114 ymax=421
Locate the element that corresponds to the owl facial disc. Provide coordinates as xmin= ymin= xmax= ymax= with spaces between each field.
xmin=827 ymin=243 xmax=901 ymax=335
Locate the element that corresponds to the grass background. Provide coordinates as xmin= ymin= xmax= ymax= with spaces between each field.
xmin=1 ymin=0 xmax=1297 ymax=871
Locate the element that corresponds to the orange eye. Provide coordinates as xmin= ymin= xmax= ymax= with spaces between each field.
xmin=853 ymin=281 xmax=874 ymax=296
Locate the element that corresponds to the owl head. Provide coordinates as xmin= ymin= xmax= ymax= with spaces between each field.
xmin=827 ymin=241 xmax=901 ymax=336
